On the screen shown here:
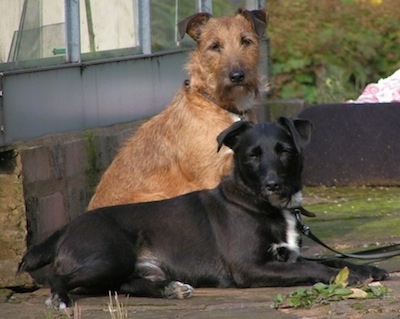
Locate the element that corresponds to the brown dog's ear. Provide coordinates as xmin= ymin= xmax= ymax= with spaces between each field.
xmin=236 ymin=9 xmax=268 ymax=38
xmin=217 ymin=121 xmax=254 ymax=152
xmin=177 ymin=12 xmax=212 ymax=41
xmin=278 ymin=117 xmax=313 ymax=153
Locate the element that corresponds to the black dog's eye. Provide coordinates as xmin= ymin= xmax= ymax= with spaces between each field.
xmin=280 ymin=149 xmax=291 ymax=158
xmin=248 ymin=146 xmax=262 ymax=159
xmin=275 ymin=144 xmax=293 ymax=160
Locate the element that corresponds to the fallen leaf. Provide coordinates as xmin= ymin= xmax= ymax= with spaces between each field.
xmin=348 ymin=288 xmax=368 ymax=299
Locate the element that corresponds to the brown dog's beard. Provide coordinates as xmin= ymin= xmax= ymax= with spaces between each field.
xmin=226 ymin=86 xmax=260 ymax=112
xmin=216 ymin=76 xmax=260 ymax=112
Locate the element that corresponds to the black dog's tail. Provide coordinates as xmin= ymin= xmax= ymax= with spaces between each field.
xmin=17 ymin=228 xmax=64 ymax=275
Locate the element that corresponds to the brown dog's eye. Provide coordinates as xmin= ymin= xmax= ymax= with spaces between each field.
xmin=241 ymin=37 xmax=252 ymax=46
xmin=209 ymin=42 xmax=221 ymax=52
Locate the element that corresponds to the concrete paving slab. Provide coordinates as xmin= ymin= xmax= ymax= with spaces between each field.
xmin=1 ymin=274 xmax=400 ymax=319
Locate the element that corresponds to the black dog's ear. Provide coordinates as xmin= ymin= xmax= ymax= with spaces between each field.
xmin=177 ymin=12 xmax=212 ymax=41
xmin=278 ymin=117 xmax=313 ymax=153
xmin=236 ymin=8 xmax=268 ymax=38
xmin=217 ymin=121 xmax=254 ymax=152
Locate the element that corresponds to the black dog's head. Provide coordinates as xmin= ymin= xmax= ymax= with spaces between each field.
xmin=217 ymin=117 xmax=313 ymax=208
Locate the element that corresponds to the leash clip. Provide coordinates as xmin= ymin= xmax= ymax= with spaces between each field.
xmin=293 ymin=209 xmax=310 ymax=236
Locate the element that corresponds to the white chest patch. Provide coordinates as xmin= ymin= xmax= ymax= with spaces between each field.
xmin=282 ymin=209 xmax=300 ymax=252
xmin=286 ymin=191 xmax=303 ymax=209
xmin=270 ymin=209 xmax=300 ymax=262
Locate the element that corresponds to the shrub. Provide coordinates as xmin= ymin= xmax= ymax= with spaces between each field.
xmin=267 ymin=0 xmax=400 ymax=103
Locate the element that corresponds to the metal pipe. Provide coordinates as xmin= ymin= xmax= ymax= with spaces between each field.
xmin=246 ymin=0 xmax=266 ymax=10
xmin=65 ymin=0 xmax=81 ymax=63
xmin=138 ymin=0 xmax=151 ymax=55
xmin=197 ymin=0 xmax=212 ymax=13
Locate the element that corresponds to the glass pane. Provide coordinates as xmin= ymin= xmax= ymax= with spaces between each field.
xmin=151 ymin=1 xmax=197 ymax=52
xmin=150 ymin=1 xmax=260 ymax=52
xmin=212 ymin=0 xmax=249 ymax=16
xmin=80 ymin=0 xmax=139 ymax=60
xmin=0 ymin=0 xmax=65 ymax=65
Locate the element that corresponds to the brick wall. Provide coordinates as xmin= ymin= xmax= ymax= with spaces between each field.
xmin=0 ymin=120 xmax=142 ymax=287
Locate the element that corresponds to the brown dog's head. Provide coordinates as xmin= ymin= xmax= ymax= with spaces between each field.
xmin=178 ymin=9 xmax=268 ymax=42
xmin=178 ymin=9 xmax=268 ymax=112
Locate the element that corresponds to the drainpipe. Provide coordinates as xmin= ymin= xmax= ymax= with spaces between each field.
xmin=138 ymin=0 xmax=151 ymax=55
xmin=198 ymin=0 xmax=212 ymax=13
xmin=65 ymin=0 xmax=81 ymax=63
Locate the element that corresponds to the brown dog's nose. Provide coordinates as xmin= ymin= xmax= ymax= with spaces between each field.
xmin=229 ymin=70 xmax=244 ymax=83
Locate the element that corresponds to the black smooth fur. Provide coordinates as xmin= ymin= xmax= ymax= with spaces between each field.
xmin=18 ymin=117 xmax=388 ymax=308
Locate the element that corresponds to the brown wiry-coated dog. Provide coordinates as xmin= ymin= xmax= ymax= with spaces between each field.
xmin=88 ymin=9 xmax=268 ymax=210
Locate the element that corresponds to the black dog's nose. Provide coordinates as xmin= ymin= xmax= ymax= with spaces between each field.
xmin=229 ymin=70 xmax=244 ymax=83
xmin=265 ymin=181 xmax=281 ymax=192
xmin=264 ymin=171 xmax=282 ymax=192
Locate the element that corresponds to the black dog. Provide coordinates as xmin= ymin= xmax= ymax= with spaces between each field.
xmin=18 ymin=118 xmax=388 ymax=308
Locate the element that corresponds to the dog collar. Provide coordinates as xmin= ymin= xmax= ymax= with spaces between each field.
xmin=183 ymin=79 xmax=249 ymax=120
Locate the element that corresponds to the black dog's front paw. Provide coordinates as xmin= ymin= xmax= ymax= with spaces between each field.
xmin=320 ymin=259 xmax=389 ymax=284
xmin=348 ymin=265 xmax=389 ymax=285
xmin=367 ymin=265 xmax=389 ymax=281
xmin=45 ymin=292 xmax=71 ymax=310
xmin=163 ymin=281 xmax=194 ymax=299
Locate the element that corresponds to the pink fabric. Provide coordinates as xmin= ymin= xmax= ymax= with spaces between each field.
xmin=347 ymin=69 xmax=400 ymax=103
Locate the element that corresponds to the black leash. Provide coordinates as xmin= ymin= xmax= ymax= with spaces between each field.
xmin=293 ymin=209 xmax=400 ymax=260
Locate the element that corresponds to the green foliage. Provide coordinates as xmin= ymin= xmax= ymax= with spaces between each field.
xmin=268 ymin=0 xmax=400 ymax=104
xmin=271 ymin=267 xmax=390 ymax=309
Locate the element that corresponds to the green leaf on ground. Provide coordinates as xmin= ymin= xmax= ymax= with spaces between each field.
xmin=271 ymin=267 xmax=390 ymax=309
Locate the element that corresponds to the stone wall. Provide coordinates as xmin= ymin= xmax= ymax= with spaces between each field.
xmin=0 ymin=120 xmax=143 ymax=287
xmin=21 ymin=121 xmax=145 ymax=244
xmin=0 ymin=151 xmax=33 ymax=286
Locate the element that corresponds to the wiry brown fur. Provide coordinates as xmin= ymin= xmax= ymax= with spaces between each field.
xmin=88 ymin=9 xmax=268 ymax=210
xmin=186 ymin=14 xmax=263 ymax=112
